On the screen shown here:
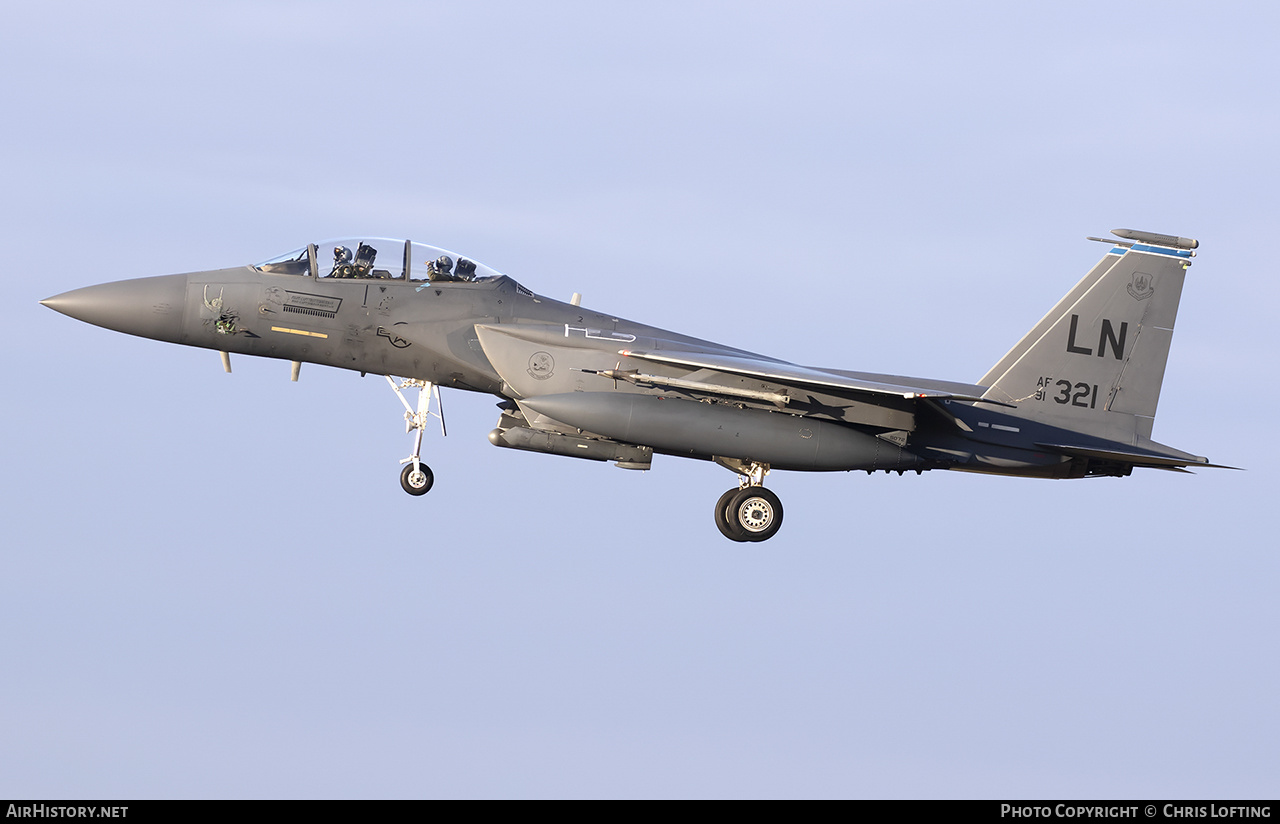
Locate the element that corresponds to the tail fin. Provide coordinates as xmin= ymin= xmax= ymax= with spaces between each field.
xmin=980 ymin=229 xmax=1197 ymax=444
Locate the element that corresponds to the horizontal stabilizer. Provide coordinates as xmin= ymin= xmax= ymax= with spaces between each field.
xmin=1036 ymin=442 xmax=1239 ymax=470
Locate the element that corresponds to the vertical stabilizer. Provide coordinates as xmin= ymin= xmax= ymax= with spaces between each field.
xmin=980 ymin=230 xmax=1196 ymax=443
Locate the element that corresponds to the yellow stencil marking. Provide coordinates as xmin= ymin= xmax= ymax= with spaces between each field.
xmin=271 ymin=326 xmax=328 ymax=339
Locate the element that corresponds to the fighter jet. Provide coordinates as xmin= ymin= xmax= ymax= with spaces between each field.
xmin=41 ymin=228 xmax=1227 ymax=542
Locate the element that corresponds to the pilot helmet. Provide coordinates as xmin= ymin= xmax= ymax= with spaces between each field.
xmin=334 ymin=246 xmax=351 ymax=261
xmin=436 ymin=255 xmax=453 ymax=272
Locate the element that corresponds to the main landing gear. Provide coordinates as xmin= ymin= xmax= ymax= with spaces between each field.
xmin=714 ymin=461 xmax=783 ymax=542
xmin=387 ymin=376 xmax=445 ymax=497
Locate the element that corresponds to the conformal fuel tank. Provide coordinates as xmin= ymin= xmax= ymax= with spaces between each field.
xmin=519 ymin=392 xmax=921 ymax=472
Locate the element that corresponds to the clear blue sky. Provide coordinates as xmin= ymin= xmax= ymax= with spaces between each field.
xmin=2 ymin=0 xmax=1275 ymax=798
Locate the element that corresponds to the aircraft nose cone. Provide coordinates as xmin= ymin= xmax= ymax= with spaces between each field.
xmin=42 ymin=274 xmax=188 ymax=343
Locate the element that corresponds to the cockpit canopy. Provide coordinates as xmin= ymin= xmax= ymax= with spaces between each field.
xmin=255 ymin=238 xmax=505 ymax=283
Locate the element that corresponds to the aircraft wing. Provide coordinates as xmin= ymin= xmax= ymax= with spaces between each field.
xmin=619 ymin=348 xmax=998 ymax=404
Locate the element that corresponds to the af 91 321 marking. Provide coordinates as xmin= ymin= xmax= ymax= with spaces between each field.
xmin=1034 ymin=376 xmax=1099 ymax=409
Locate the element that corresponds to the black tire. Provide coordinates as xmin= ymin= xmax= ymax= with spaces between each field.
xmin=729 ymin=487 xmax=783 ymax=542
xmin=400 ymin=462 xmax=434 ymax=496
xmin=714 ymin=488 xmax=749 ymax=542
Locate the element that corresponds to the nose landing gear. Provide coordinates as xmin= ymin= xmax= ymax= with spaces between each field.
xmin=713 ymin=461 xmax=784 ymax=542
xmin=387 ymin=376 xmax=445 ymax=497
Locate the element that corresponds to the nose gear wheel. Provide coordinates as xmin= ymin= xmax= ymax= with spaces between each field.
xmin=400 ymin=462 xmax=435 ymax=495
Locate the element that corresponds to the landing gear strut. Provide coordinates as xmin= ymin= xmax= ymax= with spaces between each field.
xmin=387 ymin=376 xmax=445 ymax=497
xmin=713 ymin=461 xmax=784 ymax=542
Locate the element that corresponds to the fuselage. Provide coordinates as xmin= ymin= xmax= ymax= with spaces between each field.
xmin=43 ymin=256 xmax=1088 ymax=479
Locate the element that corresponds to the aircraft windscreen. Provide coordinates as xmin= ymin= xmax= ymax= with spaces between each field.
xmin=255 ymin=246 xmax=310 ymax=275
xmin=256 ymin=239 xmax=506 ymax=284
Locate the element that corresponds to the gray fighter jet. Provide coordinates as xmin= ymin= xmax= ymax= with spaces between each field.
xmin=42 ymin=229 xmax=1228 ymax=542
